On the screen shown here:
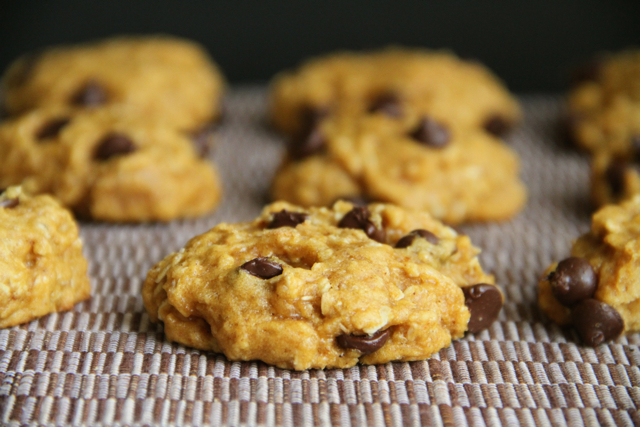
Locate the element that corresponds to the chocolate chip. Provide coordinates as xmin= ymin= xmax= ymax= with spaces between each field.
xmin=36 ymin=117 xmax=70 ymax=140
xmin=395 ymin=229 xmax=439 ymax=248
xmin=190 ymin=123 xmax=217 ymax=157
xmin=605 ymin=160 xmax=628 ymax=199
xmin=240 ymin=257 xmax=283 ymax=279
xmin=463 ymin=284 xmax=503 ymax=333
xmin=267 ymin=210 xmax=308 ymax=229
xmin=571 ymin=59 xmax=601 ymax=86
xmin=548 ymin=257 xmax=597 ymax=306
xmin=94 ymin=133 xmax=137 ymax=161
xmin=572 ymin=298 xmax=624 ymax=346
xmin=300 ymin=106 xmax=331 ymax=130
xmin=336 ymin=328 xmax=391 ymax=354
xmin=288 ymin=125 xmax=325 ymax=159
xmin=71 ymin=80 xmax=107 ymax=106
xmin=410 ymin=117 xmax=450 ymax=148
xmin=0 ymin=198 xmax=19 ymax=209
xmin=338 ymin=206 xmax=386 ymax=243
xmin=483 ymin=115 xmax=512 ymax=137
xmin=368 ymin=93 xmax=402 ymax=118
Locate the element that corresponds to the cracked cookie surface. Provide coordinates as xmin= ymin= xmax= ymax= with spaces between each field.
xmin=0 ymin=187 xmax=90 ymax=328
xmin=0 ymin=105 xmax=221 ymax=221
xmin=2 ymin=36 xmax=225 ymax=131
xmin=143 ymin=201 xmax=501 ymax=370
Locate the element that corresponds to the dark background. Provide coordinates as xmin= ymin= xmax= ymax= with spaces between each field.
xmin=1 ymin=0 xmax=639 ymax=92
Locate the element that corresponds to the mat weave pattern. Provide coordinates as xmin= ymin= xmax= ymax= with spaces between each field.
xmin=1 ymin=88 xmax=639 ymax=426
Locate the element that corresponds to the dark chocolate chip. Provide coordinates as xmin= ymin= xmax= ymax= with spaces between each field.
xmin=572 ymin=298 xmax=624 ymax=346
xmin=410 ymin=117 xmax=450 ymax=148
xmin=547 ymin=257 xmax=597 ymax=306
xmin=368 ymin=93 xmax=402 ymax=118
xmin=36 ymin=117 xmax=70 ymax=140
xmin=605 ymin=160 xmax=628 ymax=199
xmin=395 ymin=229 xmax=439 ymax=248
xmin=336 ymin=328 xmax=391 ymax=354
xmin=571 ymin=59 xmax=602 ymax=86
xmin=267 ymin=209 xmax=308 ymax=229
xmin=190 ymin=123 xmax=217 ymax=157
xmin=463 ymin=283 xmax=503 ymax=333
xmin=240 ymin=257 xmax=283 ymax=279
xmin=71 ymin=80 xmax=107 ymax=106
xmin=483 ymin=115 xmax=512 ymax=137
xmin=94 ymin=133 xmax=137 ymax=161
xmin=0 ymin=198 xmax=19 ymax=208
xmin=338 ymin=206 xmax=386 ymax=243
xmin=300 ymin=106 xmax=331 ymax=130
xmin=288 ymin=125 xmax=325 ymax=159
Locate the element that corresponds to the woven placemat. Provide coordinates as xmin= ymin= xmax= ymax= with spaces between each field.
xmin=1 ymin=87 xmax=639 ymax=427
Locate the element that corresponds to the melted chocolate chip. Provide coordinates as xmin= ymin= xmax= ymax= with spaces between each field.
xmin=410 ymin=116 xmax=450 ymax=148
xmin=395 ymin=229 xmax=439 ymax=248
xmin=483 ymin=115 xmax=512 ymax=137
xmin=548 ymin=257 xmax=597 ymax=306
xmin=571 ymin=59 xmax=602 ymax=86
xmin=71 ymin=80 xmax=107 ymax=106
xmin=190 ymin=123 xmax=217 ymax=157
xmin=94 ymin=133 xmax=137 ymax=161
xmin=368 ymin=93 xmax=402 ymax=118
xmin=36 ymin=118 xmax=70 ymax=140
xmin=268 ymin=210 xmax=308 ymax=229
xmin=0 ymin=198 xmax=19 ymax=209
xmin=338 ymin=206 xmax=386 ymax=242
xmin=605 ymin=160 xmax=628 ymax=199
xmin=572 ymin=298 xmax=624 ymax=346
xmin=463 ymin=284 xmax=503 ymax=333
xmin=241 ymin=257 xmax=283 ymax=279
xmin=336 ymin=328 xmax=391 ymax=354
xmin=288 ymin=125 xmax=325 ymax=159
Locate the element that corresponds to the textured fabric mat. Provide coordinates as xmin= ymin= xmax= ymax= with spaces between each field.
xmin=1 ymin=87 xmax=639 ymax=427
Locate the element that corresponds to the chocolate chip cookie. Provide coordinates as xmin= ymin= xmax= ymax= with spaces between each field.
xmin=271 ymin=112 xmax=527 ymax=224
xmin=0 ymin=186 xmax=90 ymax=328
xmin=269 ymin=48 xmax=521 ymax=137
xmin=538 ymin=195 xmax=640 ymax=345
xmin=566 ymin=50 xmax=640 ymax=155
xmin=0 ymin=106 xmax=222 ymax=222
xmin=2 ymin=36 xmax=225 ymax=132
xmin=143 ymin=201 xmax=502 ymax=370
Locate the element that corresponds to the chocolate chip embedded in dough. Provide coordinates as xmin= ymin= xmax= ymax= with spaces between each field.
xmin=71 ymin=80 xmax=107 ymax=106
xmin=94 ymin=133 xmax=137 ymax=161
xmin=190 ymin=123 xmax=217 ymax=157
xmin=300 ymin=105 xmax=331 ymax=131
xmin=572 ymin=298 xmax=624 ymax=346
xmin=36 ymin=118 xmax=70 ymax=140
xmin=338 ymin=206 xmax=386 ymax=243
xmin=605 ymin=160 xmax=628 ymax=199
xmin=547 ymin=257 xmax=597 ymax=306
xmin=395 ymin=229 xmax=439 ymax=248
xmin=368 ymin=92 xmax=403 ymax=118
xmin=483 ymin=115 xmax=512 ymax=137
xmin=241 ymin=257 xmax=283 ymax=279
xmin=288 ymin=125 xmax=325 ymax=160
xmin=336 ymin=328 xmax=392 ymax=355
xmin=0 ymin=198 xmax=19 ymax=209
xmin=267 ymin=210 xmax=308 ymax=229
xmin=410 ymin=117 xmax=450 ymax=148
xmin=463 ymin=283 xmax=503 ymax=333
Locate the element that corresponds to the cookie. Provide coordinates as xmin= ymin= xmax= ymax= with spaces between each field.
xmin=590 ymin=151 xmax=640 ymax=207
xmin=538 ymin=195 xmax=640 ymax=346
xmin=0 ymin=105 xmax=222 ymax=222
xmin=271 ymin=113 xmax=527 ymax=224
xmin=269 ymin=48 xmax=521 ymax=137
xmin=566 ymin=50 xmax=640 ymax=155
xmin=0 ymin=186 xmax=90 ymax=328
xmin=2 ymin=36 xmax=226 ymax=131
xmin=143 ymin=201 xmax=501 ymax=370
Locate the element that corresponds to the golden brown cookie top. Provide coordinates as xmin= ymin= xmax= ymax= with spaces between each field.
xmin=2 ymin=36 xmax=226 ymax=131
xmin=270 ymin=47 xmax=521 ymax=136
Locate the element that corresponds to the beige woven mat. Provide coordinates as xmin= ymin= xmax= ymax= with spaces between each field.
xmin=1 ymin=87 xmax=639 ymax=427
